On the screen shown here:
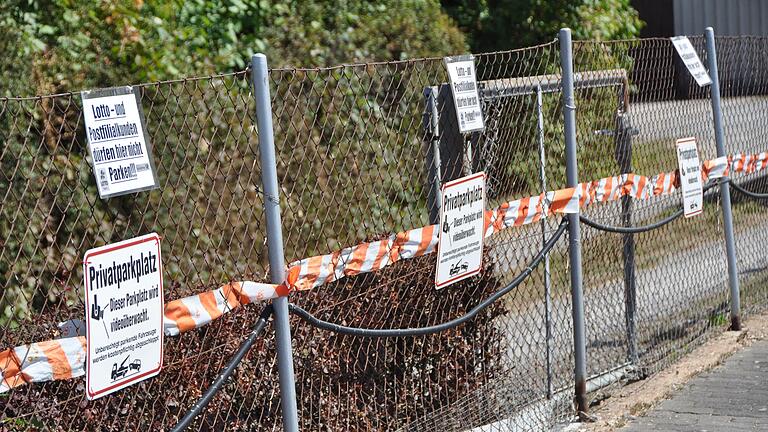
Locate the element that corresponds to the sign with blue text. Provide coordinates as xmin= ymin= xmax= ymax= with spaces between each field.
xmin=436 ymin=172 xmax=486 ymax=289
xmin=83 ymin=233 xmax=164 ymax=400
xmin=81 ymin=86 xmax=159 ymax=198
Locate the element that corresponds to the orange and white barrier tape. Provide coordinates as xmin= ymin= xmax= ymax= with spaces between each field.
xmin=164 ymin=281 xmax=288 ymax=336
xmin=1 ymin=281 xmax=284 ymax=393
xmin=285 ymin=226 xmax=439 ymax=291
xmin=0 ymin=336 xmax=86 ymax=393
xmin=729 ymin=152 xmax=768 ymax=175
xmin=0 ymin=153 xmax=747 ymax=392
xmin=290 ymin=155 xmax=730 ymax=291
xmin=705 ymin=155 xmax=729 ymax=179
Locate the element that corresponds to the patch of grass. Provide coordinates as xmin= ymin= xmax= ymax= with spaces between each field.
xmin=739 ymin=261 xmax=768 ymax=312
xmin=709 ymin=311 xmax=729 ymax=327
xmin=633 ymin=138 xmax=678 ymax=176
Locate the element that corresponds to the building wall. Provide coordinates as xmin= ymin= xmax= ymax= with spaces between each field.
xmin=632 ymin=0 xmax=768 ymax=37
xmin=631 ymin=0 xmax=768 ymax=99
xmin=674 ymin=0 xmax=768 ymax=36
xmin=633 ymin=0 xmax=675 ymax=37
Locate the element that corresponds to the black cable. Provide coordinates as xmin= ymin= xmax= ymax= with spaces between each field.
xmin=730 ymin=181 xmax=768 ymax=199
xmin=579 ymin=180 xmax=721 ymax=234
xmin=580 ymin=209 xmax=683 ymax=234
xmin=703 ymin=179 xmax=720 ymax=192
xmin=288 ymin=218 xmax=569 ymax=338
xmin=170 ymin=305 xmax=273 ymax=432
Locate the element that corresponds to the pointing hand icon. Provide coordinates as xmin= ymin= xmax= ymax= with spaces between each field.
xmin=91 ymin=294 xmax=104 ymax=321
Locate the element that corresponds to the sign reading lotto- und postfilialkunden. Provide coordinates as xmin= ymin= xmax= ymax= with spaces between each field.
xmin=81 ymin=86 xmax=159 ymax=199
xmin=676 ymin=137 xmax=703 ymax=218
xmin=444 ymin=55 xmax=485 ymax=133
xmin=436 ymin=172 xmax=486 ymax=289
xmin=670 ymin=36 xmax=712 ymax=87
xmin=84 ymin=233 xmax=164 ymax=400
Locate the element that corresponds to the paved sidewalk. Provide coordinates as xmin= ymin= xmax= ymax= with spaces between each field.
xmin=621 ymin=339 xmax=768 ymax=431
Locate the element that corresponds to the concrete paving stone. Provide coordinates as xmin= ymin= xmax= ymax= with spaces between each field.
xmin=620 ymin=340 xmax=768 ymax=431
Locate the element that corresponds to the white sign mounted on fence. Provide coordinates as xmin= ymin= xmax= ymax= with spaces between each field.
xmin=670 ymin=36 xmax=712 ymax=87
xmin=676 ymin=137 xmax=704 ymax=218
xmin=83 ymin=233 xmax=164 ymax=400
xmin=435 ymin=172 xmax=486 ymax=289
xmin=81 ymin=86 xmax=159 ymax=199
xmin=444 ymin=55 xmax=485 ymax=133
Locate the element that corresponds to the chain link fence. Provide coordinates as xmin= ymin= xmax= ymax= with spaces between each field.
xmin=571 ymin=37 xmax=728 ymax=390
xmin=2 ymin=33 xmax=768 ymax=431
xmin=716 ymin=37 xmax=768 ymax=319
xmin=0 ymin=72 xmax=284 ymax=430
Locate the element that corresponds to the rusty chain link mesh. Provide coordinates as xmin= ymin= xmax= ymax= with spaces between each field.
xmin=0 ymin=72 xmax=284 ymax=430
xmin=3 ymin=35 xmax=768 ymax=431
xmin=269 ymin=42 xmax=579 ymax=431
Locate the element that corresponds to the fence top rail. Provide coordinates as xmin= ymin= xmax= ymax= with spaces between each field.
xmin=0 ymin=69 xmax=250 ymax=102
xmin=4 ymin=34 xmax=768 ymax=101
xmin=479 ymin=68 xmax=627 ymax=98
xmin=266 ymin=40 xmax=560 ymax=73
xmin=0 ymin=41 xmax=562 ymax=101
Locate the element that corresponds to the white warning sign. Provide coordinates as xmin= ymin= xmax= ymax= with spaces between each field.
xmin=676 ymin=137 xmax=703 ymax=218
xmin=81 ymin=86 xmax=159 ymax=199
xmin=436 ymin=172 xmax=486 ymax=289
xmin=670 ymin=36 xmax=712 ymax=87
xmin=444 ymin=55 xmax=485 ymax=133
xmin=83 ymin=233 xmax=164 ymax=400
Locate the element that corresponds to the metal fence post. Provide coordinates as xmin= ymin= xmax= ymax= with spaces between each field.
xmin=614 ymin=113 xmax=639 ymax=364
xmin=536 ymin=85 xmax=554 ymax=400
xmin=559 ymin=28 xmax=589 ymax=416
xmin=251 ymin=53 xmax=301 ymax=431
xmin=424 ymin=86 xmax=442 ymax=224
xmin=704 ymin=28 xmax=742 ymax=331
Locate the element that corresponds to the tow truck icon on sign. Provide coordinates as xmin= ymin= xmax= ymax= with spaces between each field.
xmin=449 ymin=260 xmax=469 ymax=276
xmin=111 ymin=356 xmax=142 ymax=382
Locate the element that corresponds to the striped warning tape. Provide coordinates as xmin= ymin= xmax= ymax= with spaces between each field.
xmin=289 ymin=156 xmax=730 ymax=291
xmin=730 ymin=152 xmax=768 ymax=175
xmin=0 ymin=282 xmax=286 ymax=393
xmin=0 ymin=153 xmax=752 ymax=392
xmin=285 ymin=226 xmax=439 ymax=291
xmin=0 ymin=336 xmax=86 ymax=393
xmin=164 ymin=281 xmax=289 ymax=337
